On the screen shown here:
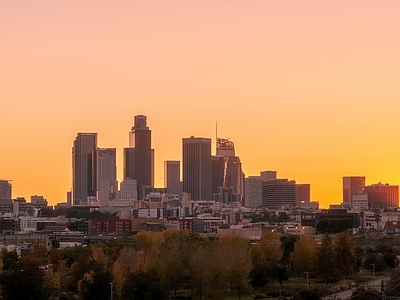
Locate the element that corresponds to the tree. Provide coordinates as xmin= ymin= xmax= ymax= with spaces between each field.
xmin=333 ymin=232 xmax=356 ymax=277
xmin=77 ymin=262 xmax=113 ymax=300
xmin=121 ymin=270 xmax=168 ymax=300
xmin=290 ymin=235 xmax=317 ymax=278
xmin=218 ymin=235 xmax=252 ymax=300
xmin=315 ymin=234 xmax=339 ymax=283
xmin=250 ymin=231 xmax=283 ymax=289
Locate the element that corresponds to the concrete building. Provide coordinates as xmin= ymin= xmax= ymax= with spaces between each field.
xmin=215 ymin=138 xmax=244 ymax=199
xmin=244 ymin=176 xmax=263 ymax=207
xmin=365 ymin=183 xmax=399 ymax=208
xmin=164 ymin=160 xmax=182 ymax=195
xmin=96 ymin=148 xmax=118 ymax=205
xmin=260 ymin=170 xmax=277 ymax=182
xmin=211 ymin=155 xmax=225 ymax=194
xmin=72 ymin=133 xmax=97 ymax=205
xmin=182 ymin=137 xmax=212 ymax=200
xmin=343 ymin=176 xmax=365 ymax=207
xmin=296 ymin=184 xmax=310 ymax=203
xmin=0 ymin=180 xmax=12 ymax=200
xmin=30 ymin=195 xmax=48 ymax=209
xmin=261 ymin=179 xmax=296 ymax=208
xmin=123 ymin=115 xmax=153 ymax=199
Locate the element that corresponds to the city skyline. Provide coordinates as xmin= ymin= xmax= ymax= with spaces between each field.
xmin=2 ymin=1 xmax=400 ymax=207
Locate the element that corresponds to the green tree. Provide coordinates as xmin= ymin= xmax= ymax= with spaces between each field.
xmin=333 ymin=232 xmax=356 ymax=277
xmin=290 ymin=235 xmax=317 ymax=278
xmin=121 ymin=270 xmax=168 ymax=300
xmin=315 ymin=234 xmax=339 ymax=283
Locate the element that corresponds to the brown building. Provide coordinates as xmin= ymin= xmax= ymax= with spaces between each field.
xmin=183 ymin=137 xmax=212 ymax=200
xmin=0 ymin=180 xmax=12 ymax=200
xmin=365 ymin=183 xmax=399 ymax=208
xmin=343 ymin=176 xmax=365 ymax=207
xmin=89 ymin=219 xmax=131 ymax=235
xmin=124 ymin=115 xmax=153 ymax=199
xmin=296 ymin=184 xmax=310 ymax=203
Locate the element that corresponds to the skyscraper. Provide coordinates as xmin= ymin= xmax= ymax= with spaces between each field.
xmin=96 ymin=148 xmax=117 ymax=204
xmin=183 ymin=137 xmax=212 ymax=200
xmin=0 ymin=180 xmax=12 ymax=200
xmin=343 ymin=176 xmax=365 ymax=206
xmin=164 ymin=160 xmax=182 ymax=195
xmin=72 ymin=133 xmax=97 ymax=205
xmin=215 ymin=138 xmax=244 ymax=199
xmin=123 ymin=115 xmax=153 ymax=199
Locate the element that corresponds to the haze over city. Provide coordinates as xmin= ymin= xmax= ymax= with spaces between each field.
xmin=2 ymin=1 xmax=400 ymax=207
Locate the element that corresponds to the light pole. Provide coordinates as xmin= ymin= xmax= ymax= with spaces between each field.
xmin=305 ymin=272 xmax=309 ymax=290
xmin=109 ymin=282 xmax=113 ymax=300
xmin=371 ymin=264 xmax=375 ymax=279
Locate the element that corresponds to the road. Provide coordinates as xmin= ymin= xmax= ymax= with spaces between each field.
xmin=323 ymin=277 xmax=386 ymax=300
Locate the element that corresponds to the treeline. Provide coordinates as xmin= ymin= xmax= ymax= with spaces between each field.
xmin=0 ymin=231 xmax=397 ymax=300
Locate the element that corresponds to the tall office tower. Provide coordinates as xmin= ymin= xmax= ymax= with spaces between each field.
xmin=183 ymin=137 xmax=212 ymax=200
xmin=365 ymin=183 xmax=399 ymax=209
xmin=211 ymin=155 xmax=225 ymax=193
xmin=72 ymin=133 xmax=97 ymax=205
xmin=97 ymin=148 xmax=118 ymax=203
xmin=164 ymin=160 xmax=182 ymax=195
xmin=215 ymin=138 xmax=244 ymax=198
xmin=260 ymin=170 xmax=277 ymax=182
xmin=0 ymin=180 xmax=12 ymax=200
xmin=343 ymin=176 xmax=365 ymax=206
xmin=261 ymin=179 xmax=296 ymax=208
xmin=296 ymin=184 xmax=311 ymax=203
xmin=124 ymin=115 xmax=153 ymax=199
xmin=244 ymin=176 xmax=263 ymax=207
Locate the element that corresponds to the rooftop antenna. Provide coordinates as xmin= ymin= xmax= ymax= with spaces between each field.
xmin=216 ymin=121 xmax=218 ymax=154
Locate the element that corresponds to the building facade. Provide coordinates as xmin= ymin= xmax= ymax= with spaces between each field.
xmin=261 ymin=179 xmax=296 ymax=208
xmin=343 ymin=176 xmax=365 ymax=207
xmin=72 ymin=133 xmax=97 ymax=205
xmin=182 ymin=137 xmax=212 ymax=200
xmin=96 ymin=148 xmax=118 ymax=203
xmin=164 ymin=160 xmax=182 ymax=195
xmin=0 ymin=180 xmax=12 ymax=200
xmin=124 ymin=115 xmax=153 ymax=199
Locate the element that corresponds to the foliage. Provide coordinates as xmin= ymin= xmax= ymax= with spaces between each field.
xmin=333 ymin=232 xmax=356 ymax=276
xmin=290 ymin=235 xmax=317 ymax=277
xmin=121 ymin=270 xmax=168 ymax=300
xmin=315 ymin=234 xmax=339 ymax=283
xmin=316 ymin=218 xmax=353 ymax=233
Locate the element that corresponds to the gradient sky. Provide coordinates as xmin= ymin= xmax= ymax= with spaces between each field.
xmin=2 ymin=1 xmax=400 ymax=207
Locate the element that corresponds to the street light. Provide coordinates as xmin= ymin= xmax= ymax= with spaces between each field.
xmin=109 ymin=282 xmax=113 ymax=300
xmin=371 ymin=264 xmax=375 ymax=279
xmin=304 ymin=272 xmax=309 ymax=290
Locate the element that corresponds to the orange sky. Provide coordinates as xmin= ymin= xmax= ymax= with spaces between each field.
xmin=1 ymin=1 xmax=400 ymax=207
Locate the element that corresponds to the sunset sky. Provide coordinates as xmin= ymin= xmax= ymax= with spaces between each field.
xmin=2 ymin=1 xmax=400 ymax=207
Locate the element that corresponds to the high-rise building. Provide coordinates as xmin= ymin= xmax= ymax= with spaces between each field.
xmin=296 ymin=184 xmax=310 ymax=203
xmin=97 ymin=148 xmax=118 ymax=203
xmin=261 ymin=179 xmax=296 ymax=208
xmin=215 ymin=138 xmax=244 ymax=199
xmin=244 ymin=176 xmax=263 ymax=207
xmin=365 ymin=183 xmax=399 ymax=209
xmin=123 ymin=115 xmax=153 ymax=199
xmin=0 ymin=180 xmax=12 ymax=200
xmin=343 ymin=176 xmax=365 ymax=206
xmin=211 ymin=155 xmax=225 ymax=193
xmin=164 ymin=160 xmax=182 ymax=195
xmin=72 ymin=133 xmax=97 ymax=205
xmin=183 ymin=137 xmax=212 ymax=200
